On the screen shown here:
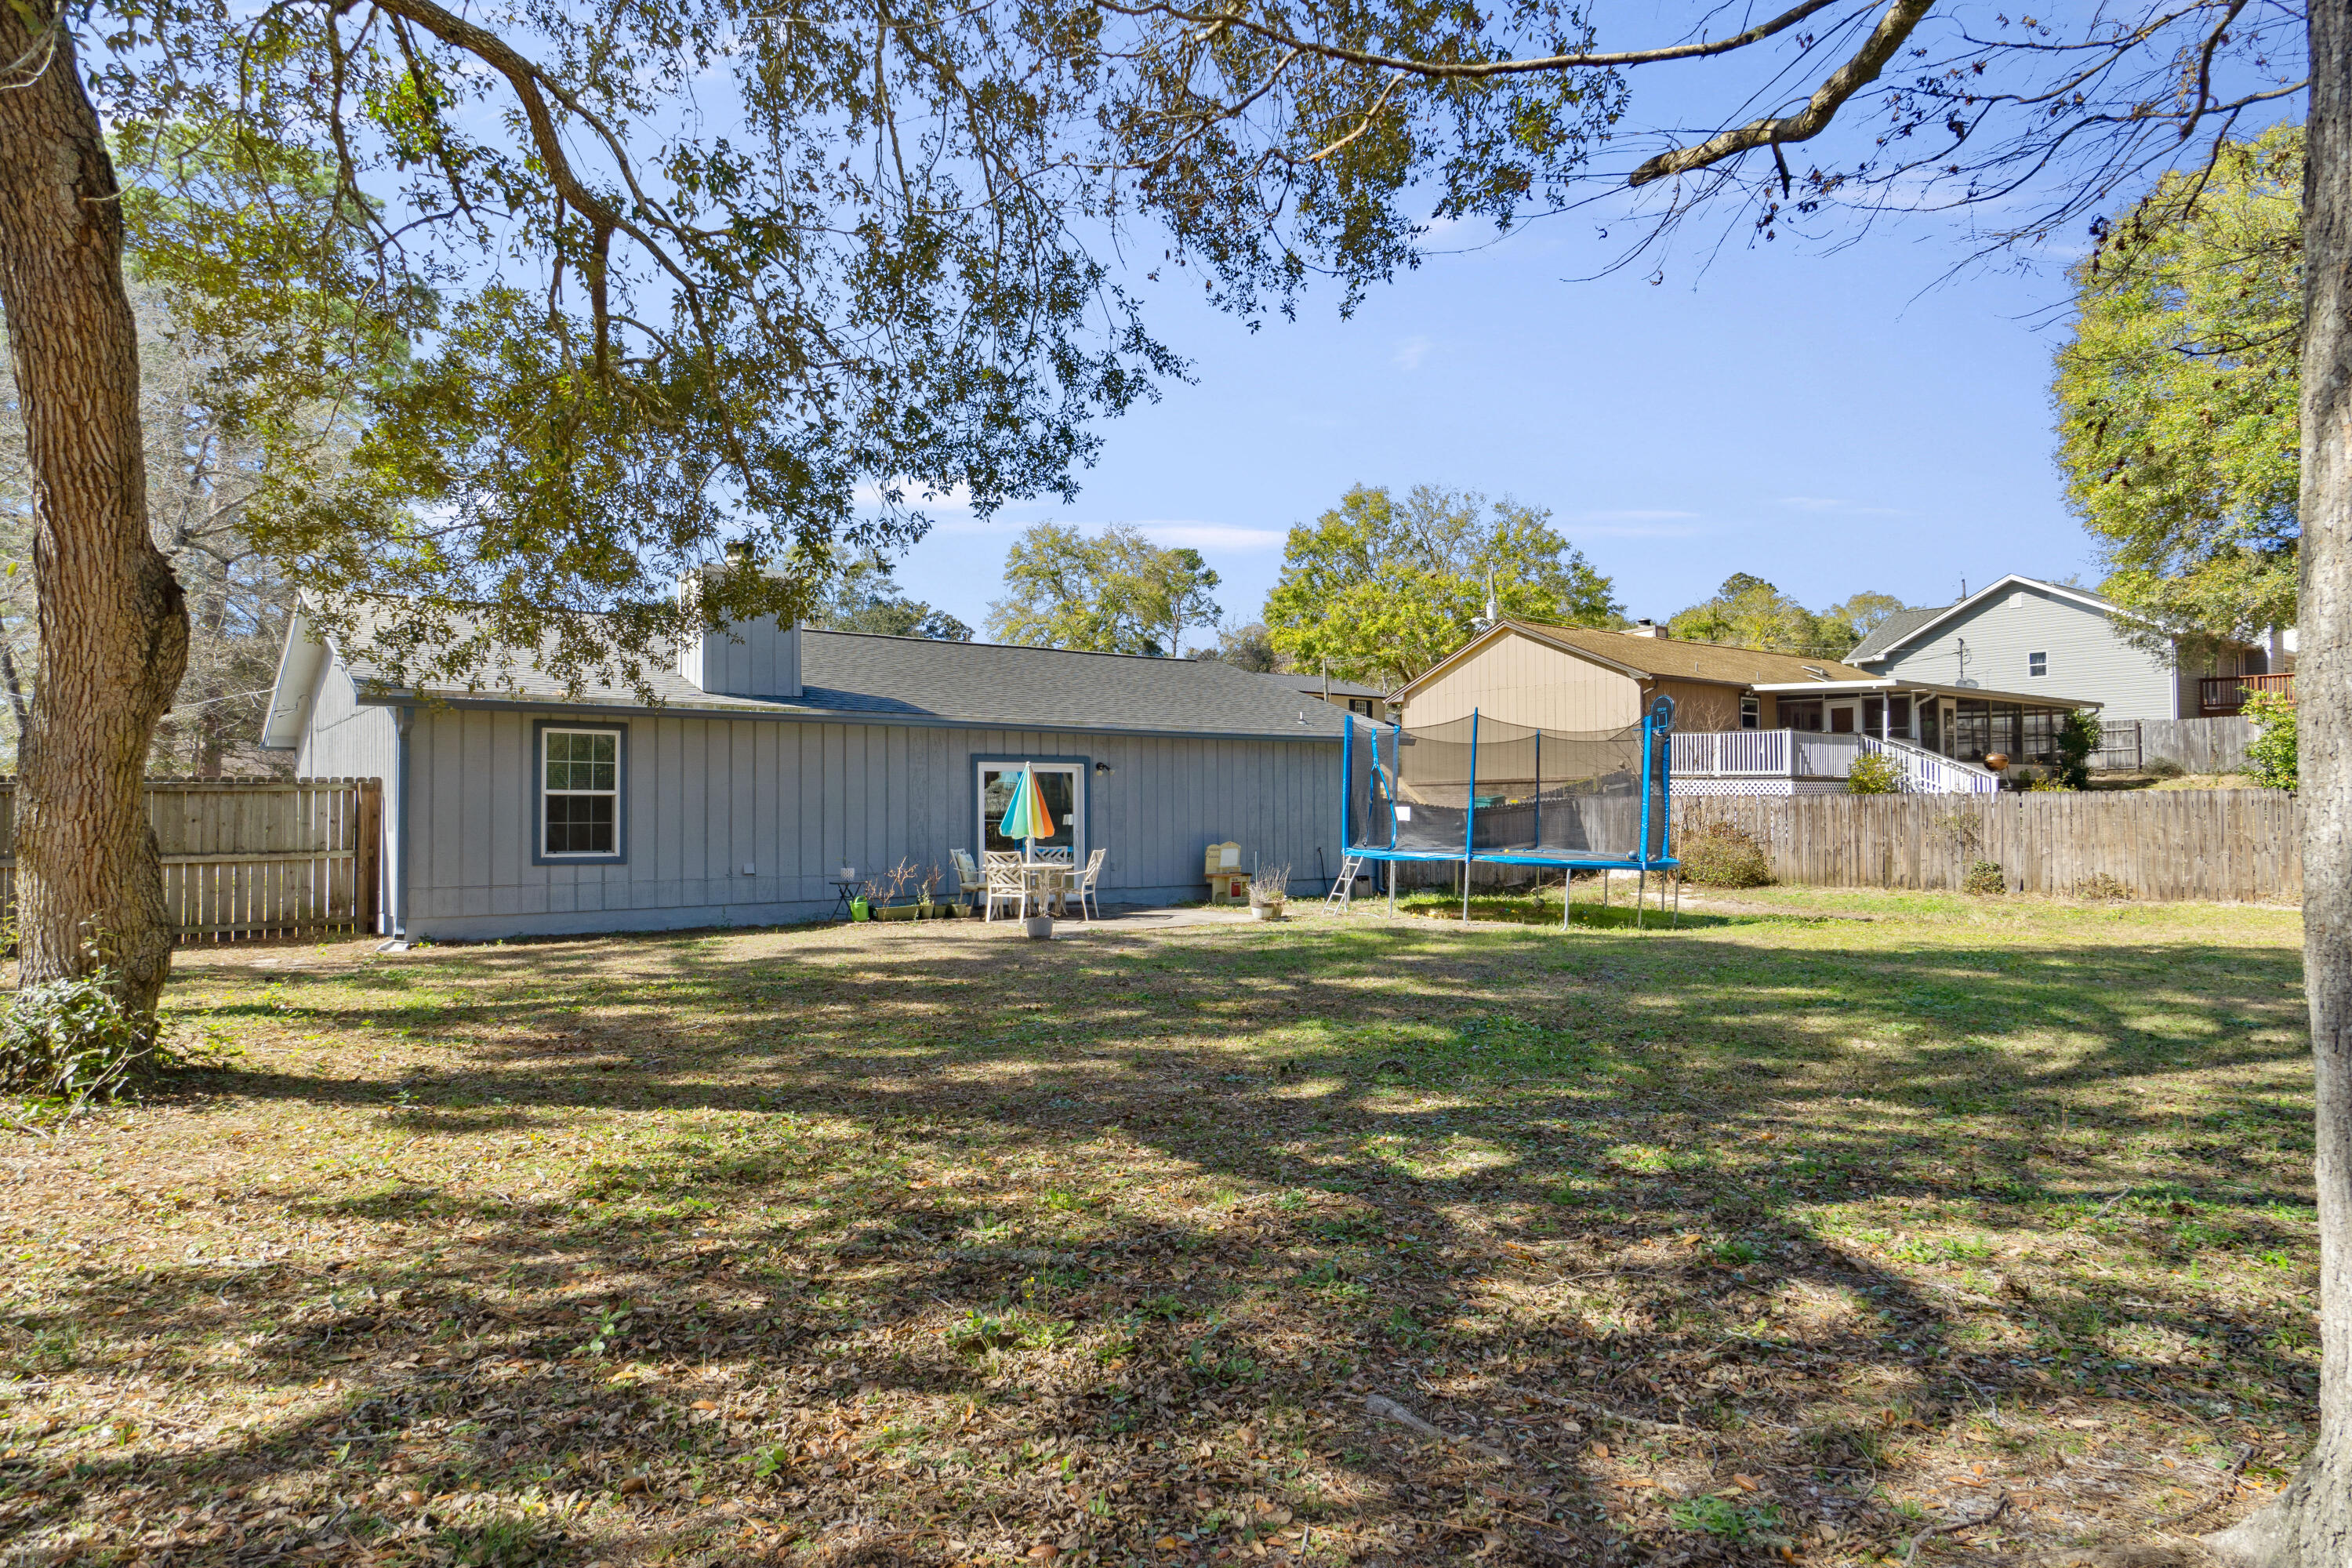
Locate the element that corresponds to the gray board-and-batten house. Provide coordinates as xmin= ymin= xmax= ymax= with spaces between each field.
xmin=260 ymin=594 xmax=1348 ymax=942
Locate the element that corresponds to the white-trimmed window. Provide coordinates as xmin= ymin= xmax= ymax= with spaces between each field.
xmin=2028 ymin=652 xmax=2048 ymax=677
xmin=542 ymin=727 xmax=622 ymax=857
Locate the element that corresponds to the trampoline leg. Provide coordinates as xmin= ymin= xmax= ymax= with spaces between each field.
xmin=1672 ymin=875 xmax=1682 ymax=929
xmin=1635 ymin=869 xmax=1646 ymax=930
xmin=1460 ymin=860 xmax=1471 ymax=926
xmin=1561 ymin=872 xmax=1571 ymax=930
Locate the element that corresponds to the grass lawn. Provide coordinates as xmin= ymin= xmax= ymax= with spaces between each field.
xmin=0 ymin=887 xmax=2315 ymax=1566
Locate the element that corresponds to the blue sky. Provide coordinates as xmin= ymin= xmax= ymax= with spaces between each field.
xmin=884 ymin=212 xmax=2098 ymax=643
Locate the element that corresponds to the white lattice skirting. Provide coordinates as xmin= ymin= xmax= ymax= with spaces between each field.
xmin=1670 ymin=778 xmax=1849 ymax=798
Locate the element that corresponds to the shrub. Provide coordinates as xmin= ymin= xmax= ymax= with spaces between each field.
xmin=1962 ymin=860 xmax=2007 ymax=896
xmin=2245 ymin=690 xmax=2298 ymax=789
xmin=2056 ymin=708 xmax=2100 ymax=788
xmin=1676 ymin=820 xmax=1773 ymax=888
xmin=2077 ymin=872 xmax=2135 ymax=901
xmin=0 ymin=969 xmax=158 ymax=1104
xmin=2026 ymin=771 xmax=2074 ymax=792
xmin=1846 ymin=753 xmax=1903 ymax=795
xmin=2146 ymin=757 xmax=2187 ymax=780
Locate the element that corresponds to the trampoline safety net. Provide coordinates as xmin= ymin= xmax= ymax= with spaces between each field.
xmin=1347 ymin=713 xmax=1671 ymax=862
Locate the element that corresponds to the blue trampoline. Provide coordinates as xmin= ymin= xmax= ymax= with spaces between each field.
xmin=1334 ymin=695 xmax=1682 ymax=927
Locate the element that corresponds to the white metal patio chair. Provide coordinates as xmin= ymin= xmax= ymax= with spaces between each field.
xmin=982 ymin=851 xmax=1027 ymax=922
xmin=1069 ymin=847 xmax=1107 ymax=921
xmin=950 ymin=848 xmax=986 ymax=910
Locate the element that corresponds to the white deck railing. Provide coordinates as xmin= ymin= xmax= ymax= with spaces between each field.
xmin=1668 ymin=729 xmax=1791 ymax=776
xmin=1867 ymin=735 xmax=2002 ymax=794
xmin=1671 ymin=730 xmax=2000 ymax=794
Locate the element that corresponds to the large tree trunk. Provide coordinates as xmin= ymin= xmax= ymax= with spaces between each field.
xmin=2209 ymin=1 xmax=2352 ymax=1561
xmin=0 ymin=5 xmax=187 ymax=1016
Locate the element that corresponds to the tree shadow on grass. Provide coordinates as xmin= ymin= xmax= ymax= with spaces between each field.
xmin=1 ymin=912 xmax=2311 ymax=1564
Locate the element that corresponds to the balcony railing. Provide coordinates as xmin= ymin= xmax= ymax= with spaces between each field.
xmin=1669 ymin=730 xmax=1999 ymax=794
xmin=2198 ymin=672 xmax=2293 ymax=716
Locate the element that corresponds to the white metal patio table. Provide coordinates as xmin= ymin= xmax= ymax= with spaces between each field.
xmin=1019 ymin=858 xmax=1071 ymax=917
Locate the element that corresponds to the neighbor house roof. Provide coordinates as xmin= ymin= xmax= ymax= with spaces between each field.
xmin=1444 ymin=621 xmax=1887 ymax=691
xmin=1257 ymin=672 xmax=1387 ymax=700
xmin=1845 ymin=605 xmax=1947 ymax=663
xmin=270 ymin=607 xmax=1349 ymax=742
xmin=1388 ymin=619 xmax=2098 ymax=712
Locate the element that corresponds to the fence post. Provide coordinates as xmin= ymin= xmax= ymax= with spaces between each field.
xmin=356 ymin=779 xmax=383 ymax=935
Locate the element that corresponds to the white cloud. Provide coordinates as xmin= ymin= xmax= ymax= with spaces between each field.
xmin=1392 ymin=335 xmax=1436 ymax=371
xmin=914 ymin=517 xmax=1287 ymax=552
xmin=1131 ymin=521 xmax=1287 ymax=551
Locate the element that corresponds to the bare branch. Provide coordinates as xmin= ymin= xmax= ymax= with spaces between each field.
xmin=2180 ymin=0 xmax=2252 ymax=142
xmin=1093 ymin=0 xmax=1855 ymax=77
xmin=1629 ymin=0 xmax=1936 ymax=186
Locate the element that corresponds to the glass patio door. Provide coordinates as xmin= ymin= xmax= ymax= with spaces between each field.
xmin=978 ymin=764 xmax=1083 ymax=858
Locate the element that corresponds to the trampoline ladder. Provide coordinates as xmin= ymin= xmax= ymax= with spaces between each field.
xmin=1327 ymin=854 xmax=1366 ymax=913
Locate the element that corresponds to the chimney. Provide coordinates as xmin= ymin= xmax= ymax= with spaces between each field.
xmin=1624 ymin=619 xmax=1668 ymax=639
xmin=677 ymin=557 xmax=803 ymax=699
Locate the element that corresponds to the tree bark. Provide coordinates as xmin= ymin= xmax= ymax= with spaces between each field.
xmin=0 ymin=3 xmax=187 ymax=1014
xmin=2208 ymin=0 xmax=2352 ymax=1560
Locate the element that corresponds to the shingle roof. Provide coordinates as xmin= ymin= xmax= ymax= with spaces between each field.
xmin=793 ymin=633 xmax=1348 ymax=735
xmin=1846 ymin=606 xmax=1947 ymax=663
xmin=338 ymin=615 xmax=1347 ymax=740
xmin=1507 ymin=622 xmax=1886 ymax=686
xmin=1257 ymin=672 xmax=1386 ymax=699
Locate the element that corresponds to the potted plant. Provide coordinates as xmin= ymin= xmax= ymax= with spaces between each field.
xmin=1249 ymin=864 xmax=1290 ymax=921
xmin=871 ymin=860 xmax=927 ymax=920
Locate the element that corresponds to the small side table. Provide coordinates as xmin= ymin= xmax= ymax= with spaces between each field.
xmin=828 ymin=878 xmax=859 ymax=920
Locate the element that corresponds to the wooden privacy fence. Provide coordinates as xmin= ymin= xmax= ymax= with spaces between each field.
xmin=2096 ymin=717 xmax=2252 ymax=775
xmin=0 ymin=778 xmax=381 ymax=941
xmin=1674 ymin=789 xmax=2300 ymax=903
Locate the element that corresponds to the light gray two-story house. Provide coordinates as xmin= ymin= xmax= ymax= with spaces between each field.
xmin=1846 ymin=574 xmax=2288 ymax=722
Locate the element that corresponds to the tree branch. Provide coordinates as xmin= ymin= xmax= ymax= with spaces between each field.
xmin=1629 ymin=0 xmax=1936 ymax=187
xmin=1308 ymin=70 xmax=1403 ymax=162
xmin=1093 ymin=0 xmax=1854 ymax=77
xmin=2178 ymin=0 xmax=2251 ymax=143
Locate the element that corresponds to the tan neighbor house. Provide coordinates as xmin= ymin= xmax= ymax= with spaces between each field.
xmin=1387 ymin=619 xmax=2099 ymax=795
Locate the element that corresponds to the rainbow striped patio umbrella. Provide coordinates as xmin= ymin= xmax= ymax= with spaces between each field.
xmin=998 ymin=764 xmax=1056 ymax=855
